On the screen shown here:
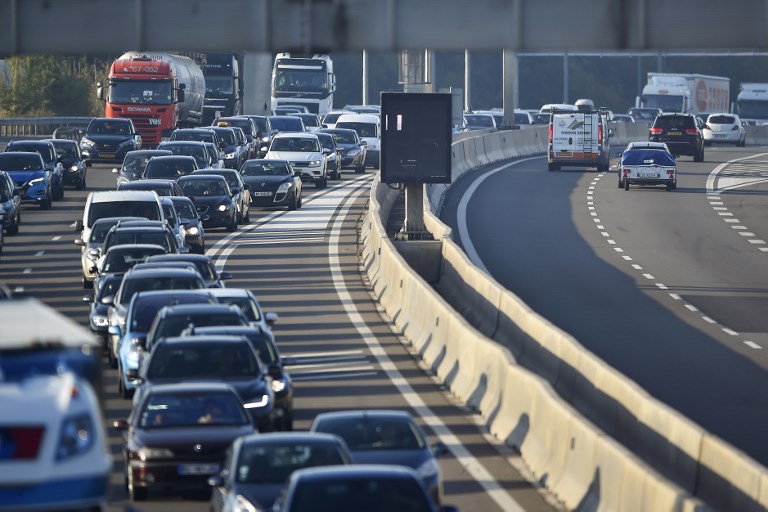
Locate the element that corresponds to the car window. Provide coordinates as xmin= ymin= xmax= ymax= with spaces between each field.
xmin=215 ymin=295 xmax=261 ymax=322
xmin=241 ymin=162 xmax=291 ymax=176
xmin=654 ymin=116 xmax=694 ymax=129
xmin=148 ymin=343 xmax=259 ymax=379
xmin=154 ymin=312 xmax=247 ymax=339
xmin=289 ymin=477 xmax=432 ymax=512
xmin=88 ymin=201 xmax=160 ymax=226
xmin=170 ymin=199 xmax=197 ymax=219
xmin=708 ymin=115 xmax=736 ymax=124
xmin=52 ymin=142 xmax=78 ymax=158
xmin=139 ymin=391 xmax=247 ymax=428
xmin=336 ymin=122 xmax=378 ymax=138
xmin=235 ymin=443 xmax=347 ymax=484
xmin=120 ymin=276 xmax=203 ymax=305
xmin=315 ymin=418 xmax=426 ymax=451
xmin=0 ymin=153 xmax=44 ymax=171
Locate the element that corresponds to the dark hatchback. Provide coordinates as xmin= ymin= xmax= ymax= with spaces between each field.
xmin=240 ymin=159 xmax=302 ymax=210
xmin=117 ymin=178 xmax=184 ymax=197
xmin=131 ymin=335 xmax=275 ymax=432
xmin=191 ymin=168 xmax=250 ymax=223
xmin=208 ymin=432 xmax=352 ymax=512
xmin=114 ymin=149 xmax=173 ymax=186
xmin=46 ymin=138 xmax=89 ymax=190
xmin=113 ymin=382 xmax=254 ymax=501
xmin=178 ymin=174 xmax=237 ymax=231
xmin=144 ymin=302 xmax=250 ymax=352
xmin=317 ymin=128 xmax=366 ymax=174
xmin=145 ymin=253 xmax=232 ymax=288
xmin=168 ymin=196 xmax=206 ymax=254
xmin=4 ymin=139 xmax=64 ymax=201
xmin=142 ymin=155 xmax=198 ymax=181
xmin=649 ymin=113 xmax=704 ymax=161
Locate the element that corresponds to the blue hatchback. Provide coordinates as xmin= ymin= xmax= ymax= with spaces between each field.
xmin=0 ymin=152 xmax=53 ymax=209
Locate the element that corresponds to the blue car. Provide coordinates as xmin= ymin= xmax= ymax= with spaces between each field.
xmin=46 ymin=138 xmax=89 ymax=190
xmin=4 ymin=140 xmax=63 ymax=201
xmin=0 ymin=170 xmax=22 ymax=235
xmin=80 ymin=117 xmax=142 ymax=163
xmin=0 ymin=152 xmax=53 ymax=209
xmin=116 ymin=289 xmax=215 ymax=399
xmin=317 ymin=128 xmax=367 ymax=174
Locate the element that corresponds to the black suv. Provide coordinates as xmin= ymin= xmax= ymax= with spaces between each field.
xmin=649 ymin=113 xmax=704 ymax=162
xmin=80 ymin=117 xmax=142 ymax=163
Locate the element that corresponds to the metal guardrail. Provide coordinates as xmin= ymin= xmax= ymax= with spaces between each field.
xmin=0 ymin=117 xmax=93 ymax=138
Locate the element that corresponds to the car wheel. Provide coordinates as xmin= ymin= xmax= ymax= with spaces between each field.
xmin=7 ymin=216 xmax=18 ymax=236
xmin=40 ymin=196 xmax=51 ymax=210
xmin=128 ymin=472 xmax=147 ymax=502
xmin=297 ymin=194 xmax=303 ymax=209
xmin=82 ymin=277 xmax=93 ymax=290
xmin=355 ymin=161 xmax=365 ymax=174
xmin=695 ymin=147 xmax=704 ymax=162
xmin=243 ymin=205 xmax=250 ymax=223
xmin=289 ymin=194 xmax=298 ymax=211
xmin=617 ymin=177 xmax=624 ymax=189
xmin=108 ymin=341 xmax=117 ymax=369
xmin=226 ymin=215 xmax=237 ymax=232
xmin=548 ymin=162 xmax=559 ymax=172
xmin=666 ymin=182 xmax=674 ymax=191
xmin=624 ymin=179 xmax=630 ymax=191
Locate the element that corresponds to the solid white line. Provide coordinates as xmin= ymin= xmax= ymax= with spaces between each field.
xmin=331 ymin=183 xmax=527 ymax=511
xmin=290 ymin=364 xmax=376 ymax=374
xmin=291 ymin=371 xmax=379 ymax=382
xmin=744 ymin=341 xmax=762 ymax=350
xmin=287 ymin=355 xmax=369 ymax=365
xmin=457 ymin=156 xmax=543 ymax=273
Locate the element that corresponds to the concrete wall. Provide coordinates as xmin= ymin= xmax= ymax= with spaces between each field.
xmin=362 ymin=122 xmax=768 ymax=511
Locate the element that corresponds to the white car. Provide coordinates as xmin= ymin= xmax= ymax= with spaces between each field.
xmin=265 ymin=132 xmax=330 ymax=188
xmin=703 ymin=113 xmax=746 ymax=147
xmin=616 ymin=141 xmax=677 ymax=191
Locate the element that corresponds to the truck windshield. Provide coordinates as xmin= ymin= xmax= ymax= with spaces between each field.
xmin=274 ymin=69 xmax=328 ymax=93
xmin=736 ymin=100 xmax=768 ymax=119
xmin=642 ymin=95 xmax=683 ymax=112
xmin=206 ymin=76 xmax=233 ymax=94
xmin=110 ymin=80 xmax=173 ymax=105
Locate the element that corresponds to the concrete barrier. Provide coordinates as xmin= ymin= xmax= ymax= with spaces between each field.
xmin=357 ymin=124 xmax=768 ymax=510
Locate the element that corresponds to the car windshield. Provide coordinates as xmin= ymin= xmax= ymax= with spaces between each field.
xmin=213 ymin=130 xmax=236 ymax=145
xmin=0 ymin=153 xmax=44 ymax=171
xmin=336 ymin=122 xmax=377 ymax=138
xmin=139 ymin=391 xmax=247 ymax=428
xmin=122 ymin=153 xmax=161 ymax=174
xmin=172 ymin=131 xmax=215 ymax=143
xmin=180 ymin=179 xmax=228 ymax=196
xmin=89 ymin=220 xmax=125 ymax=243
xmin=159 ymin=144 xmax=208 ymax=168
xmin=315 ymin=418 xmax=426 ymax=451
xmin=655 ymin=116 xmax=694 ymax=129
xmin=235 ymin=443 xmax=347 ymax=484
xmin=622 ymin=149 xmax=676 ymax=167
xmin=270 ymin=138 xmax=319 ymax=152
xmin=120 ymin=276 xmax=202 ymax=305
xmin=241 ymin=162 xmax=291 ymax=177
xmin=323 ymin=113 xmax=344 ymax=124
xmin=327 ymin=131 xmax=356 ymax=144
xmin=51 ymin=142 xmax=78 ymax=158
xmin=316 ymin=135 xmax=335 ymax=151
xmin=88 ymin=201 xmax=160 ymax=227
xmin=513 ymin=113 xmax=530 ymax=124
xmin=243 ymin=332 xmax=278 ymax=365
xmin=170 ymin=200 xmax=197 ymax=219
xmin=154 ymin=312 xmax=248 ymax=339
xmin=289 ymin=477 xmax=432 ymax=512
xmin=145 ymin=160 xmax=195 ymax=179
xmin=206 ymin=173 xmax=239 ymax=190
xmin=88 ymin=120 xmax=131 ymax=135
xmin=147 ymin=343 xmax=260 ymax=380
xmin=297 ymin=115 xmax=319 ymax=127
xmin=269 ymin=117 xmax=303 ymax=132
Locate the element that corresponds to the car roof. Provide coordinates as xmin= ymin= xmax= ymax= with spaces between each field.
xmin=132 ymin=289 xmax=212 ymax=300
xmin=626 ymin=141 xmax=669 ymax=150
xmin=243 ymin=158 xmax=290 ymax=165
xmin=45 ymin=138 xmax=77 ymax=146
xmin=146 ymin=253 xmax=211 ymax=262
xmin=143 ymin=381 xmax=238 ymax=395
xmin=120 ymin=179 xmax=175 ymax=188
xmin=160 ymin=303 xmax=242 ymax=315
xmin=124 ymin=267 xmax=201 ymax=278
xmin=146 ymin=155 xmax=197 ymax=162
xmin=89 ymin=190 xmax=160 ymax=202
xmin=104 ymin=243 xmax=167 ymax=254
xmin=272 ymin=132 xmax=317 ymax=139
xmin=126 ymin=149 xmax=173 ymax=156
xmin=336 ymin=113 xmax=379 ymax=123
xmin=160 ymin=140 xmax=208 ymax=147
xmin=191 ymin=168 xmax=238 ymax=175
xmin=157 ymin=334 xmax=250 ymax=346
xmin=207 ymin=288 xmax=252 ymax=299
xmin=178 ymin=174 xmax=227 ymax=182
xmin=236 ymin=432 xmax=347 ymax=447
xmin=291 ymin=464 xmax=418 ymax=482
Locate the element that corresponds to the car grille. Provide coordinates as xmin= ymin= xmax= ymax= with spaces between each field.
xmin=195 ymin=205 xmax=209 ymax=213
xmin=94 ymin=142 xmax=121 ymax=152
xmin=290 ymin=161 xmax=309 ymax=168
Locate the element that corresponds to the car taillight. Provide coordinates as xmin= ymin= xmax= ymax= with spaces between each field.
xmin=548 ymin=125 xmax=553 ymax=143
xmin=667 ymin=169 xmax=674 ymax=177
xmin=650 ymin=127 xmax=663 ymax=135
xmin=685 ymin=128 xmax=698 ymax=134
xmin=623 ymin=168 xmax=630 ymax=176
xmin=731 ymin=125 xmax=740 ymax=131
xmin=598 ymin=124 xmax=603 ymax=144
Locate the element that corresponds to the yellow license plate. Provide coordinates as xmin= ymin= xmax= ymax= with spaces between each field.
xmin=667 ymin=131 xmax=681 ymax=136
xmin=101 ymin=153 xmax=115 ymax=159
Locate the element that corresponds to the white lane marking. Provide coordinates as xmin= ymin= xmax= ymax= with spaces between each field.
xmin=685 ymin=304 xmax=699 ymax=312
xmin=642 ymin=273 xmax=655 ymax=280
xmin=52 ymin=236 xmax=61 ymax=241
xmin=669 ymin=294 xmax=682 ymax=300
xmin=332 ymin=181 xmax=527 ymax=511
xmin=613 ymin=247 xmax=624 ymax=253
xmin=732 ymin=226 xmax=748 ymax=230
xmin=291 ymin=371 xmax=378 ymax=382
xmin=744 ymin=341 xmax=762 ymax=350
xmin=702 ymin=316 xmax=717 ymax=324
xmin=722 ymin=328 xmax=739 ymax=336
xmin=289 ymin=364 xmax=376 ymax=374
xmin=14 ymin=287 xmax=23 ymax=293
xmin=724 ymin=219 xmax=740 ymax=223
xmin=632 ymin=264 xmax=643 ymax=270
xmin=748 ymin=239 xmax=766 ymax=245
xmin=23 ymin=268 xmax=31 ymax=274
xmin=607 ymin=239 xmax=616 ymax=245
xmin=717 ymin=212 xmax=734 ymax=217
xmin=457 ymin=156 xmax=543 ymax=273
xmin=622 ymin=255 xmax=633 ymax=261
xmin=35 ymin=251 xmax=44 ymax=257
xmin=738 ymin=232 xmax=757 ymax=237
xmin=284 ymin=349 xmax=365 ymax=359
xmin=287 ymin=355 xmax=369 ymax=365
xmin=656 ymin=283 xmax=668 ymax=290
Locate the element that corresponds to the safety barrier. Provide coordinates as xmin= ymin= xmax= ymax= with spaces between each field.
xmin=361 ymin=121 xmax=768 ymax=511
xmin=0 ymin=116 xmax=93 ymax=138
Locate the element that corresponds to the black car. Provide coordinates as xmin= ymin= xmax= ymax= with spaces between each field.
xmin=83 ymin=273 xmax=123 ymax=350
xmin=46 ymin=138 xmax=89 ymax=190
xmin=131 ymin=335 xmax=275 ymax=431
xmin=208 ymin=432 xmax=352 ymax=511
xmin=187 ymin=325 xmax=293 ymax=430
xmin=267 ymin=115 xmax=306 ymax=136
xmin=272 ymin=465 xmax=458 ymax=512
xmin=190 ymin=168 xmax=250 ymax=223
xmin=241 ymin=115 xmax=274 ymax=151
xmin=0 ymin=170 xmax=21 ymax=235
xmin=114 ymin=149 xmax=173 ymax=186
xmin=178 ymin=174 xmax=238 ymax=231
xmin=649 ymin=113 xmax=704 ymax=161
xmin=144 ymin=302 xmax=250 ymax=352
xmin=80 ymin=117 xmax=142 ymax=163
xmin=145 ymin=253 xmax=232 ymax=288
xmin=168 ymin=127 xmax=221 ymax=148
xmin=117 ymin=178 xmax=184 ymax=196
xmin=213 ymin=117 xmax=258 ymax=157
xmin=315 ymin=131 xmax=342 ymax=179
xmin=317 ymin=128 xmax=367 ymax=174
xmin=209 ymin=126 xmax=244 ymax=169
xmin=4 ymin=139 xmax=64 ymax=201
xmin=158 ymin=140 xmax=214 ymax=170
xmin=113 ymin=382 xmax=255 ymax=501
xmin=142 ymin=155 xmax=198 ymax=181
xmin=240 ymin=159 xmax=302 ymax=210
xmin=101 ymin=222 xmax=180 ymax=257
xmin=168 ymin=196 xmax=206 ymax=254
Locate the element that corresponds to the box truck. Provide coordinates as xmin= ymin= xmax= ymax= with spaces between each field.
xmin=638 ymin=73 xmax=729 ymax=115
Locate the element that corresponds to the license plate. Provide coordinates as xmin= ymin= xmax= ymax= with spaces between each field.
xmin=714 ymin=134 xmax=726 ymax=139
xmin=639 ymin=172 xmax=660 ymax=178
xmin=178 ymin=463 xmax=220 ymax=475
xmin=100 ymin=153 xmax=115 ymax=159
xmin=253 ymin=191 xmax=272 ymax=197
xmin=667 ymin=131 xmax=681 ymax=136
xmin=556 ymin=151 xmax=573 ymax=157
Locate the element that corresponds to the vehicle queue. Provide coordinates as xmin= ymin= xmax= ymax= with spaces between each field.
xmin=0 ymin=111 xmax=455 ymax=512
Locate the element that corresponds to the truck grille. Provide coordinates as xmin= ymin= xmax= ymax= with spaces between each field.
xmin=113 ymin=113 xmax=162 ymax=146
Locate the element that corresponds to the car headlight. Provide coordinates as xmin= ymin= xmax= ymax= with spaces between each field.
xmin=308 ymin=160 xmax=321 ymax=167
xmin=185 ymin=226 xmax=199 ymax=235
xmin=127 ymin=342 xmax=143 ymax=366
xmin=29 ymin=177 xmax=45 ymax=186
xmin=70 ymin=165 xmax=80 ymax=172
xmin=261 ymin=137 xmax=269 ymax=143
xmin=417 ymin=458 xmax=439 ymax=480
xmin=217 ymin=203 xmax=229 ymax=212
xmin=56 ymin=413 xmax=95 ymax=461
xmin=138 ymin=447 xmax=174 ymax=461
xmin=347 ymin=149 xmax=359 ymax=156
xmin=276 ymin=182 xmax=293 ymax=193
xmin=243 ymin=395 xmax=269 ymax=409
xmin=271 ymin=378 xmax=286 ymax=393
xmin=92 ymin=315 xmax=109 ymax=327
xmin=119 ymin=140 xmax=134 ymax=147
xmin=225 ymin=152 xmax=236 ymax=159
xmin=80 ymin=137 xmax=94 ymax=147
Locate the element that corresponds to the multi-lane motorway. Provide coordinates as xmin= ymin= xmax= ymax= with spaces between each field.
xmin=440 ymin=145 xmax=768 ymax=466
xmin=0 ymin=151 xmax=559 ymax=512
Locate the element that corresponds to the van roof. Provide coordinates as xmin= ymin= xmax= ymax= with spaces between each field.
xmin=336 ymin=113 xmax=379 ymax=123
xmin=0 ymin=298 xmax=99 ymax=348
xmin=88 ymin=190 xmax=161 ymax=203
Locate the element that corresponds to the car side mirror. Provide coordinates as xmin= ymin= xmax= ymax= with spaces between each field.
xmin=432 ymin=441 xmax=448 ymax=457
xmin=74 ymin=220 xmax=83 ymax=231
xmin=74 ymin=238 xmax=85 ymax=247
xmin=265 ymin=312 xmax=278 ymax=326
xmin=112 ymin=420 xmax=129 ymax=431
xmin=281 ymin=356 xmax=298 ymax=366
xmin=322 ymin=148 xmax=332 ymax=155
xmin=359 ymin=140 xmax=367 ymax=146
xmin=178 ymin=246 xmax=190 ymax=254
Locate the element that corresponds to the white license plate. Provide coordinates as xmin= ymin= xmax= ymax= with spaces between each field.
xmin=639 ymin=173 xmax=660 ymax=178
xmin=253 ymin=192 xmax=272 ymax=197
xmin=178 ymin=463 xmax=220 ymax=475
xmin=714 ymin=134 xmax=727 ymax=139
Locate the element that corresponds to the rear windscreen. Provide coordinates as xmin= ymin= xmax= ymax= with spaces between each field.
xmin=708 ymin=115 xmax=735 ymax=124
xmin=622 ymin=149 xmax=675 ymax=166
xmin=88 ymin=201 xmax=160 ymax=227
xmin=654 ymin=116 xmax=694 ymax=129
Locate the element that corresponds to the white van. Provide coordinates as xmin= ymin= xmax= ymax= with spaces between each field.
xmin=76 ymin=190 xmax=165 ymax=248
xmin=335 ymin=113 xmax=380 ymax=168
